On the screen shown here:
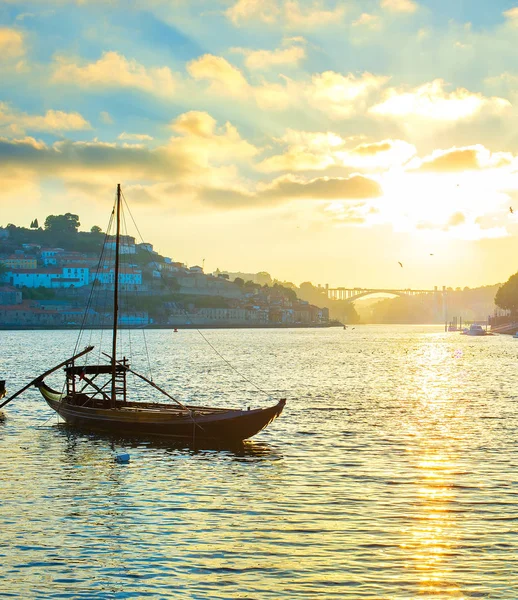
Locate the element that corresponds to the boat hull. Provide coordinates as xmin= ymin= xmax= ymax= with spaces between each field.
xmin=37 ymin=382 xmax=285 ymax=443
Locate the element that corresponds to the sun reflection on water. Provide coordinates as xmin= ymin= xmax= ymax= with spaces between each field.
xmin=403 ymin=338 xmax=468 ymax=598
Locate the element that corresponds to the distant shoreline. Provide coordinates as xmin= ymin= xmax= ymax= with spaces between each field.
xmin=0 ymin=322 xmax=344 ymax=331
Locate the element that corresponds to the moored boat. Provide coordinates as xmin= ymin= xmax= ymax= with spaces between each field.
xmin=1 ymin=185 xmax=286 ymax=443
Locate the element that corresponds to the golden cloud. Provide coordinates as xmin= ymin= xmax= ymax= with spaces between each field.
xmin=118 ymin=132 xmax=153 ymax=141
xmin=0 ymin=103 xmax=91 ymax=134
xmin=260 ymin=173 xmax=382 ymax=200
xmin=257 ymin=131 xmax=415 ymax=173
xmin=352 ymin=141 xmax=392 ymax=155
xmin=339 ymin=139 xmax=417 ymax=169
xmin=187 ymin=54 xmax=249 ymax=97
xmin=169 ymin=111 xmax=259 ymax=163
xmin=412 ymin=145 xmax=514 ymax=172
xmin=0 ymin=27 xmax=25 ymax=60
xmin=503 ymin=7 xmax=518 ymax=25
xmin=370 ymin=79 xmax=510 ymax=121
xmin=235 ymin=44 xmax=306 ymax=70
xmin=51 ymin=51 xmax=177 ymax=97
xmin=226 ymin=0 xmax=345 ymax=27
xmin=0 ymin=112 xmax=259 ymax=204
xmin=380 ymin=0 xmax=418 ymax=13
xmin=307 ymin=71 xmax=389 ymax=118
xmin=447 ymin=212 xmax=465 ymax=227
xmin=352 ymin=13 xmax=381 ymax=29
xmin=256 ymin=129 xmax=348 ymax=172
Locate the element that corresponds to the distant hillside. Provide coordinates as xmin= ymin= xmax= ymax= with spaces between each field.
xmin=361 ymin=284 xmax=501 ymax=324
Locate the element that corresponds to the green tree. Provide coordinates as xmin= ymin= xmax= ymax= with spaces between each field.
xmin=90 ymin=225 xmax=102 ymax=234
xmin=495 ymin=272 xmax=518 ymax=314
xmin=233 ymin=277 xmax=244 ymax=287
xmin=44 ymin=213 xmax=81 ymax=234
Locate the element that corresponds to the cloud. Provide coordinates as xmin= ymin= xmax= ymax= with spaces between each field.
xmin=503 ymin=7 xmax=518 ymax=25
xmin=0 ymin=136 xmax=180 ymax=179
xmin=187 ymin=53 xmax=294 ymax=109
xmin=0 ymin=102 xmax=91 ymax=134
xmin=0 ymin=27 xmax=25 ymax=60
xmin=447 ymin=212 xmax=465 ymax=227
xmin=260 ymin=173 xmax=382 ymax=201
xmin=307 ymin=71 xmax=389 ymax=118
xmin=352 ymin=13 xmax=381 ymax=29
xmin=226 ymin=0 xmax=280 ymax=25
xmin=225 ymin=0 xmax=345 ymax=27
xmin=284 ymin=1 xmax=346 ymax=27
xmin=370 ymin=79 xmax=510 ymax=121
xmin=169 ymin=111 xmax=259 ymax=163
xmin=194 ymin=173 xmax=382 ymax=210
xmin=0 ymin=111 xmax=260 ymax=190
xmin=339 ymin=139 xmax=417 ymax=169
xmin=51 ymin=51 xmax=177 ymax=97
xmin=411 ymin=145 xmax=514 ymax=172
xmin=256 ymin=129 xmax=348 ymax=172
xmin=380 ymin=0 xmax=418 ymax=13
xmin=234 ymin=44 xmax=306 ymax=70
xmin=118 ymin=132 xmax=153 ymax=141
xmin=187 ymin=54 xmax=249 ymax=97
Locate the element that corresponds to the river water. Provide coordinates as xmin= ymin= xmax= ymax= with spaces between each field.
xmin=1 ymin=326 xmax=517 ymax=599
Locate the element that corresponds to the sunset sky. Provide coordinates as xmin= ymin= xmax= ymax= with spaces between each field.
xmin=2 ymin=0 xmax=518 ymax=289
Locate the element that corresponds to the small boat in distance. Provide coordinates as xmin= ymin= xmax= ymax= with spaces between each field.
xmin=1 ymin=185 xmax=285 ymax=444
xmin=463 ymin=324 xmax=488 ymax=336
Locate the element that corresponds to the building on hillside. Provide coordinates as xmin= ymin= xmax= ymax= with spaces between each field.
xmin=0 ymin=255 xmax=37 ymax=269
xmin=189 ymin=265 xmax=203 ymax=273
xmin=91 ymin=267 xmax=142 ymax=287
xmin=22 ymin=243 xmax=41 ymax=252
xmin=56 ymin=252 xmax=98 ymax=267
xmin=40 ymin=248 xmax=65 ymax=265
xmin=0 ymin=286 xmax=22 ymax=305
xmin=106 ymin=235 xmax=136 ymax=254
xmin=176 ymin=273 xmax=243 ymax=298
xmin=137 ymin=242 xmax=156 ymax=254
xmin=2 ymin=266 xmax=89 ymax=289
xmin=0 ymin=302 xmax=95 ymax=326
xmin=167 ymin=307 xmax=269 ymax=326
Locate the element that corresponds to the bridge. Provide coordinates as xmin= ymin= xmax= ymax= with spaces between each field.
xmin=326 ymin=286 xmax=442 ymax=302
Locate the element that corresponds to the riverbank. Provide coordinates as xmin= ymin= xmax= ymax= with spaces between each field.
xmin=0 ymin=321 xmax=344 ymax=331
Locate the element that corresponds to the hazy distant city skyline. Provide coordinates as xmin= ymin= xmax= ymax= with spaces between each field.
xmin=1 ymin=1 xmax=518 ymax=288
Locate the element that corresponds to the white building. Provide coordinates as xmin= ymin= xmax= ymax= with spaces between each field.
xmin=91 ymin=267 xmax=142 ymax=286
xmin=137 ymin=242 xmax=156 ymax=254
xmin=3 ymin=266 xmax=89 ymax=288
xmin=106 ymin=235 xmax=136 ymax=255
xmin=40 ymin=248 xmax=65 ymax=265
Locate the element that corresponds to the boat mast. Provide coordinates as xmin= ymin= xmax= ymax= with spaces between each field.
xmin=110 ymin=183 xmax=121 ymax=408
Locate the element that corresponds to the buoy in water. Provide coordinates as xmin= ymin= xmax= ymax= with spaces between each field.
xmin=173 ymin=328 xmax=178 ymax=333
xmin=115 ymin=453 xmax=130 ymax=463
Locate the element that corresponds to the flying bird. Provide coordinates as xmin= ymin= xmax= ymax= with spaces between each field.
xmin=510 ymin=206 xmax=514 ymax=214
xmin=398 ymin=261 xmax=403 ymax=268
xmin=429 ymin=253 xmax=434 ymax=256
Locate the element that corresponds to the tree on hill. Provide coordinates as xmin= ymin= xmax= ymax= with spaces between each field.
xmin=90 ymin=225 xmax=102 ymax=234
xmin=44 ymin=213 xmax=80 ymax=234
xmin=495 ymin=272 xmax=518 ymax=314
xmin=30 ymin=219 xmax=39 ymax=229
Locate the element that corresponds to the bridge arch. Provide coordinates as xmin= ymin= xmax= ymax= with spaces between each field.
xmin=326 ymin=287 xmax=439 ymax=303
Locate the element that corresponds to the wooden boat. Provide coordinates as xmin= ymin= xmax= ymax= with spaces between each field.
xmin=1 ymin=185 xmax=285 ymax=443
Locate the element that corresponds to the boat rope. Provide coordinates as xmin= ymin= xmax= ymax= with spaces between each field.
xmin=120 ymin=190 xmax=154 ymax=381
xmin=73 ymin=205 xmax=116 ymax=360
xmin=120 ymin=189 xmax=275 ymax=402
xmin=194 ymin=329 xmax=274 ymax=400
